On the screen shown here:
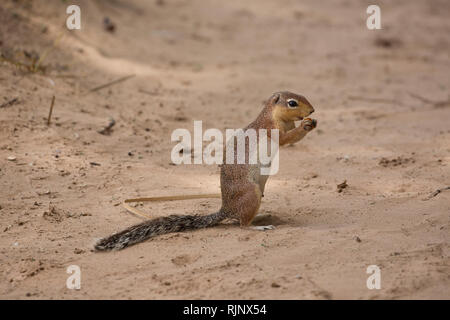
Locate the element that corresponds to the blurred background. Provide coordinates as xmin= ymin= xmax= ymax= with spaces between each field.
xmin=0 ymin=0 xmax=449 ymax=299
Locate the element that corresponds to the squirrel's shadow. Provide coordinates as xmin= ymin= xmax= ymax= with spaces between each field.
xmin=220 ymin=213 xmax=286 ymax=227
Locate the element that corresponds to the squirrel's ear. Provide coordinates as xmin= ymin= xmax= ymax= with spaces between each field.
xmin=270 ymin=93 xmax=281 ymax=104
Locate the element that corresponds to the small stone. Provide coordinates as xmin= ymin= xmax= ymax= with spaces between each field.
xmin=271 ymin=282 xmax=281 ymax=288
xmin=74 ymin=248 xmax=85 ymax=254
xmin=7 ymin=156 xmax=16 ymax=161
xmin=103 ymin=17 xmax=116 ymax=33
xmin=355 ymin=236 xmax=361 ymax=243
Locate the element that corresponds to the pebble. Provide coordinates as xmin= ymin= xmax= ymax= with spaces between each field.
xmin=7 ymin=156 xmax=16 ymax=161
xmin=271 ymin=282 xmax=281 ymax=288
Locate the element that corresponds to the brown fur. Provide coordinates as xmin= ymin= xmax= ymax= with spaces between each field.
xmin=95 ymin=91 xmax=316 ymax=251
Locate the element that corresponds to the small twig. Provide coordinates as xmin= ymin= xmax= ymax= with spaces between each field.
xmin=422 ymin=186 xmax=450 ymax=201
xmin=408 ymin=92 xmax=435 ymax=104
xmin=47 ymin=95 xmax=55 ymax=126
xmin=98 ymin=117 xmax=116 ymax=135
xmin=138 ymin=88 xmax=158 ymax=96
xmin=0 ymin=97 xmax=19 ymax=109
xmin=87 ymin=74 xmax=135 ymax=94
xmin=409 ymin=92 xmax=450 ymax=108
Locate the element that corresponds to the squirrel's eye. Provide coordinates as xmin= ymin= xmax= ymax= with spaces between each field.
xmin=287 ymin=100 xmax=298 ymax=107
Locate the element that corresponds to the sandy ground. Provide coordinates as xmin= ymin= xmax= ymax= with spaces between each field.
xmin=0 ymin=0 xmax=449 ymax=299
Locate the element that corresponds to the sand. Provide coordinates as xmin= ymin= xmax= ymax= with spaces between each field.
xmin=0 ymin=0 xmax=449 ymax=299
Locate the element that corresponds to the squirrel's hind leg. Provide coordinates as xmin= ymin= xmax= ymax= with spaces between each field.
xmin=237 ymin=184 xmax=263 ymax=227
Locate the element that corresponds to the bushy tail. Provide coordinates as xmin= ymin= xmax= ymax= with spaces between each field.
xmin=95 ymin=210 xmax=227 ymax=251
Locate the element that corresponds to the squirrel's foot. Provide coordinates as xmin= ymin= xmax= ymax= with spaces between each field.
xmin=249 ymin=225 xmax=275 ymax=231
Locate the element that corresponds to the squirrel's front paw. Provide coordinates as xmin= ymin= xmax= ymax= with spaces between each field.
xmin=301 ymin=118 xmax=317 ymax=131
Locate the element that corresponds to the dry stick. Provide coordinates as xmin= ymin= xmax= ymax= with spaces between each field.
xmin=47 ymin=96 xmax=56 ymax=126
xmin=138 ymin=88 xmax=158 ymax=95
xmin=423 ymin=186 xmax=450 ymax=201
xmin=408 ymin=92 xmax=435 ymax=104
xmin=409 ymin=92 xmax=450 ymax=108
xmin=86 ymin=74 xmax=136 ymax=94
xmin=0 ymin=98 xmax=19 ymax=109
xmin=122 ymin=193 xmax=222 ymax=220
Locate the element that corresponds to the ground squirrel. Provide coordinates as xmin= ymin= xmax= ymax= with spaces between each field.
xmin=95 ymin=91 xmax=316 ymax=251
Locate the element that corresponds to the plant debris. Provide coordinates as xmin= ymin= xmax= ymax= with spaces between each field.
xmin=337 ymin=180 xmax=348 ymax=193
xmin=0 ymin=97 xmax=19 ymax=109
xmin=87 ymin=74 xmax=135 ymax=94
xmin=98 ymin=117 xmax=116 ymax=135
xmin=374 ymin=37 xmax=402 ymax=48
xmin=379 ymin=156 xmax=415 ymax=167
xmin=46 ymin=96 xmax=55 ymax=125
xmin=423 ymin=186 xmax=450 ymax=201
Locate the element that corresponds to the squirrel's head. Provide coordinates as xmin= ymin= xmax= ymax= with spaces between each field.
xmin=269 ymin=91 xmax=314 ymax=122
